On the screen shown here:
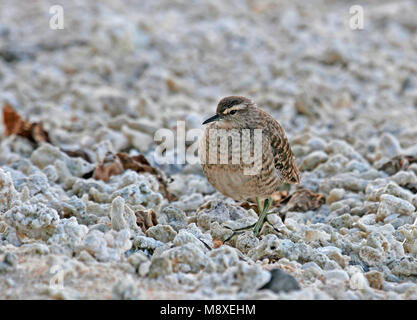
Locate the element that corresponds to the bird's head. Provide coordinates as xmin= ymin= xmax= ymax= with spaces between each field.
xmin=202 ymin=96 xmax=256 ymax=128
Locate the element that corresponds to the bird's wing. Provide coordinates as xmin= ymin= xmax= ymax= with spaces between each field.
xmin=265 ymin=113 xmax=300 ymax=184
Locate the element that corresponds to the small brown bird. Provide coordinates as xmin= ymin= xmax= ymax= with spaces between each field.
xmin=200 ymin=96 xmax=300 ymax=237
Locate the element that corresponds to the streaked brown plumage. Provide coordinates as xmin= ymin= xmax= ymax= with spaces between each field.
xmin=200 ymin=96 xmax=300 ymax=203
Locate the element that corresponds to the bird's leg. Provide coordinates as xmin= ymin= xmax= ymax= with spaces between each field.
xmin=256 ymin=196 xmax=263 ymax=213
xmin=253 ymin=196 xmax=273 ymax=237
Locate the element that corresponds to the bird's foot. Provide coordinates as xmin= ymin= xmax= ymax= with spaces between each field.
xmin=224 ymin=223 xmax=256 ymax=242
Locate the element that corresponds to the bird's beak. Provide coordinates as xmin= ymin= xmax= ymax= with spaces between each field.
xmin=202 ymin=114 xmax=220 ymax=125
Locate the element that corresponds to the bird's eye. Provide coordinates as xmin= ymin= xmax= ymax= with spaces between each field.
xmin=229 ymin=110 xmax=237 ymax=115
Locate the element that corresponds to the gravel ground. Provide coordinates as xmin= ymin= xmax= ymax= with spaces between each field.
xmin=1 ymin=0 xmax=417 ymax=300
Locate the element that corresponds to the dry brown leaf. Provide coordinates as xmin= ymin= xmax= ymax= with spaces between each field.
xmin=271 ymin=190 xmax=290 ymax=205
xmin=239 ymin=201 xmax=259 ymax=214
xmin=283 ymin=189 xmax=325 ymax=213
xmin=92 ymin=153 xmax=124 ymax=182
xmin=117 ymin=152 xmax=156 ymax=175
xmin=92 ymin=152 xmax=177 ymax=201
xmin=212 ymin=239 xmax=223 ymax=249
xmin=2 ymin=103 xmax=50 ymax=144
xmin=61 ymin=148 xmax=92 ymax=163
xmin=135 ymin=209 xmax=158 ymax=232
xmin=196 ymin=201 xmax=213 ymax=214
xmin=377 ymin=155 xmax=417 ymax=175
xmin=117 ymin=152 xmax=177 ymax=201
xmin=237 ymin=189 xmax=322 ymax=218
xmin=239 ymin=190 xmax=289 ymax=214
xmin=3 ymin=103 xmax=23 ymax=135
